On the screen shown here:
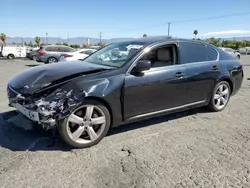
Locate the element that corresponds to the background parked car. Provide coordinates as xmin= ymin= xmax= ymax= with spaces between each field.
xmin=59 ymin=48 xmax=97 ymax=62
xmin=36 ymin=45 xmax=76 ymax=64
xmin=1 ymin=46 xmax=27 ymax=59
xmin=26 ymin=47 xmax=39 ymax=60
xmin=237 ymin=47 xmax=250 ymax=55
xmin=219 ymin=47 xmax=240 ymax=59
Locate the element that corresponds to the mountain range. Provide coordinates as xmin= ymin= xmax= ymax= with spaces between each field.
xmin=5 ymin=36 xmax=250 ymax=45
xmin=5 ymin=37 xmax=134 ymax=45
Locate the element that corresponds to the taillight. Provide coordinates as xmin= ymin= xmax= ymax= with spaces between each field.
xmin=39 ymin=51 xmax=45 ymax=56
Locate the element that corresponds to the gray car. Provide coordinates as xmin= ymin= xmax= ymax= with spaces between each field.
xmin=36 ymin=45 xmax=76 ymax=64
xmin=219 ymin=47 xmax=240 ymax=60
xmin=26 ymin=48 xmax=39 ymax=60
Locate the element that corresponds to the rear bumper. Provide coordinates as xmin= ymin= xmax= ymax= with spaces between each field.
xmin=232 ymin=69 xmax=244 ymax=96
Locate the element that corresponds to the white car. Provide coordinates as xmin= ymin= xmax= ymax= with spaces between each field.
xmin=59 ymin=48 xmax=97 ymax=62
xmin=2 ymin=46 xmax=27 ymax=59
xmin=219 ymin=47 xmax=240 ymax=60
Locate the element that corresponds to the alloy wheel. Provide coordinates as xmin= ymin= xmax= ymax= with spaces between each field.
xmin=66 ymin=105 xmax=106 ymax=144
xmin=214 ymin=83 xmax=230 ymax=110
xmin=48 ymin=57 xmax=57 ymax=63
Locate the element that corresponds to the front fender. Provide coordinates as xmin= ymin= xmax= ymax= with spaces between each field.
xmin=48 ymin=76 xmax=124 ymax=127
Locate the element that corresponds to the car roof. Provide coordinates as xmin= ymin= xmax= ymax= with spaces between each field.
xmin=116 ymin=36 xmax=215 ymax=47
xmin=42 ymin=45 xmax=73 ymax=48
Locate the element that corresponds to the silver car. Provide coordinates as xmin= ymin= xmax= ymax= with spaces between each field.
xmin=220 ymin=47 xmax=240 ymax=60
xmin=36 ymin=45 xmax=76 ymax=64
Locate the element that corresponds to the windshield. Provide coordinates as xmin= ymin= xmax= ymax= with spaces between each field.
xmin=84 ymin=41 xmax=146 ymax=67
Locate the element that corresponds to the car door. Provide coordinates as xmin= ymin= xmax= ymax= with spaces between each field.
xmin=123 ymin=44 xmax=188 ymax=120
xmin=178 ymin=42 xmax=220 ymax=104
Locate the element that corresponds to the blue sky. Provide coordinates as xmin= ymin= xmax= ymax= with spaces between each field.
xmin=1 ymin=0 xmax=250 ymax=39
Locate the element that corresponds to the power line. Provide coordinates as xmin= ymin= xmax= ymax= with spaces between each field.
xmin=111 ymin=12 xmax=250 ymax=34
xmin=172 ymin=12 xmax=250 ymax=24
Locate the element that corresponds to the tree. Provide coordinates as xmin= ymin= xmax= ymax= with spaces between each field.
xmin=62 ymin=42 xmax=69 ymax=46
xmin=97 ymin=42 xmax=106 ymax=48
xmin=82 ymin=44 xmax=91 ymax=48
xmin=205 ymin=37 xmax=221 ymax=47
xmin=143 ymin=34 xmax=147 ymax=37
xmin=29 ymin=41 xmax=34 ymax=47
xmin=0 ymin=33 xmax=7 ymax=44
xmin=70 ymin=44 xmax=80 ymax=49
xmin=193 ymin=30 xmax=198 ymax=39
xmin=35 ymin=36 xmax=41 ymax=46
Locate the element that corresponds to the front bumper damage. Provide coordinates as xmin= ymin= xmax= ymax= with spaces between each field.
xmin=8 ymin=87 xmax=87 ymax=130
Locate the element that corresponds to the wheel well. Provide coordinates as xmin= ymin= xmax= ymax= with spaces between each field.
xmin=219 ymin=78 xmax=233 ymax=93
xmin=84 ymin=96 xmax=113 ymax=125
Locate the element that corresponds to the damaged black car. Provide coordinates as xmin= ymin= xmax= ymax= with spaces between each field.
xmin=7 ymin=37 xmax=243 ymax=148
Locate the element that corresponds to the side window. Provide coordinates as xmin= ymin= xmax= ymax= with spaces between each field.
xmin=59 ymin=47 xmax=67 ymax=52
xmin=207 ymin=46 xmax=218 ymax=61
xmin=179 ymin=42 xmax=208 ymax=64
xmin=139 ymin=45 xmax=176 ymax=68
xmin=85 ymin=50 xmax=95 ymax=55
xmin=45 ymin=47 xmax=54 ymax=51
xmin=68 ymin=48 xmax=76 ymax=52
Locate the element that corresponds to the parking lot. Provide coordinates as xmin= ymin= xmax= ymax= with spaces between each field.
xmin=0 ymin=56 xmax=250 ymax=188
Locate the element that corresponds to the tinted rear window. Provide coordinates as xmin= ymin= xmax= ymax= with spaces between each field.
xmin=207 ymin=46 xmax=218 ymax=61
xmin=179 ymin=42 xmax=209 ymax=64
xmin=45 ymin=47 xmax=58 ymax=51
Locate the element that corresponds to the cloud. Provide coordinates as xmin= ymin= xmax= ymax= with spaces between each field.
xmin=204 ymin=30 xmax=250 ymax=36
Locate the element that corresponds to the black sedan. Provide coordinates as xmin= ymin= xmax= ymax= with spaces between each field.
xmin=7 ymin=37 xmax=243 ymax=148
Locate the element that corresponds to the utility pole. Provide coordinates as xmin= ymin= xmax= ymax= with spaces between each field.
xmin=168 ymin=22 xmax=171 ymax=37
xmin=99 ymin=32 xmax=102 ymax=44
xmin=46 ymin=33 xmax=48 ymax=44
xmin=67 ymin=32 xmax=69 ymax=44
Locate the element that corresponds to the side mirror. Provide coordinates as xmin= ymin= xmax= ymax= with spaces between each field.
xmin=132 ymin=60 xmax=151 ymax=73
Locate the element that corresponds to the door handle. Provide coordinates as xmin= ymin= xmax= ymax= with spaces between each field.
xmin=212 ymin=65 xmax=218 ymax=71
xmin=175 ymin=72 xmax=184 ymax=78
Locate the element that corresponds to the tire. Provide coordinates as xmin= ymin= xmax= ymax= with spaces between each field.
xmin=208 ymin=81 xmax=231 ymax=112
xmin=7 ymin=54 xmax=15 ymax=59
xmin=237 ymin=55 xmax=240 ymax=60
xmin=58 ymin=100 xmax=111 ymax=148
xmin=47 ymin=57 xmax=58 ymax=64
xmin=32 ymin=55 xmax=36 ymax=61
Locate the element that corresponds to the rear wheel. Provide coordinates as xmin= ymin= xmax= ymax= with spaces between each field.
xmin=47 ymin=57 xmax=58 ymax=64
xmin=208 ymin=81 xmax=231 ymax=112
xmin=58 ymin=100 xmax=111 ymax=148
xmin=7 ymin=54 xmax=15 ymax=59
xmin=236 ymin=55 xmax=240 ymax=60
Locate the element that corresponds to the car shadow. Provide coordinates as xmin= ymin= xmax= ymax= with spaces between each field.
xmin=0 ymin=110 xmax=72 ymax=152
xmin=25 ymin=64 xmax=39 ymax=67
xmin=108 ymin=107 xmax=210 ymax=136
xmin=0 ymin=107 xmax=210 ymax=152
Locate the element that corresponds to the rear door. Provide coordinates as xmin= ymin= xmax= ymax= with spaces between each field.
xmin=178 ymin=42 xmax=220 ymax=104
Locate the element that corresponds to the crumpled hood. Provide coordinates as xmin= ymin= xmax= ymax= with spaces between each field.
xmin=8 ymin=61 xmax=111 ymax=94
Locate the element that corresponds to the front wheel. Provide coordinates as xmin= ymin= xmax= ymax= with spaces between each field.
xmin=58 ymin=100 xmax=111 ymax=148
xmin=7 ymin=54 xmax=15 ymax=59
xmin=208 ymin=81 xmax=231 ymax=112
xmin=236 ymin=55 xmax=240 ymax=60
